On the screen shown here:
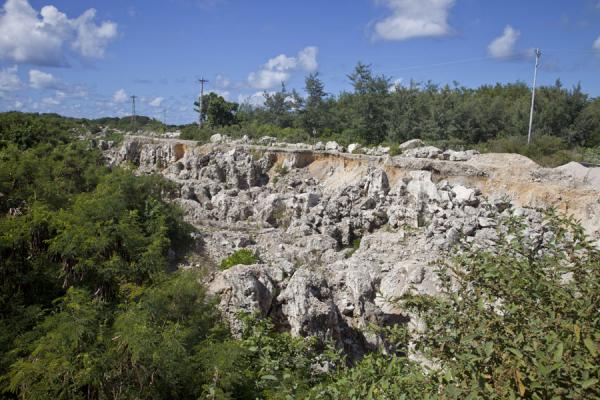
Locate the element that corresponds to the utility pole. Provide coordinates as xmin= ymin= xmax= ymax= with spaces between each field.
xmin=198 ymin=78 xmax=209 ymax=126
xmin=162 ymin=109 xmax=167 ymax=126
xmin=130 ymin=95 xmax=137 ymax=132
xmin=527 ymin=48 xmax=542 ymax=145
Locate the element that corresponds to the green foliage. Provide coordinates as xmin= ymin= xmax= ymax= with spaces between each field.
xmin=398 ymin=212 xmax=600 ymax=399
xmin=237 ymin=316 xmax=343 ymax=400
xmin=477 ymin=135 xmax=582 ymax=167
xmin=194 ymin=92 xmax=239 ymax=127
xmin=0 ymin=112 xmax=170 ymax=146
xmin=179 ymin=124 xmax=215 ymax=142
xmin=0 ymin=112 xmax=77 ymax=148
xmin=220 ymin=249 xmax=258 ymax=270
xmin=6 ymin=271 xmax=228 ymax=400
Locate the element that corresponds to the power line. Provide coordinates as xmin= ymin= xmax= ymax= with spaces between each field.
xmin=130 ymin=95 xmax=137 ymax=132
xmin=528 ymin=48 xmax=542 ymax=146
xmin=198 ymin=78 xmax=209 ymax=126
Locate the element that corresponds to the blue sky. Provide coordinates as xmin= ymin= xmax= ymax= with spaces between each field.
xmin=0 ymin=0 xmax=599 ymax=124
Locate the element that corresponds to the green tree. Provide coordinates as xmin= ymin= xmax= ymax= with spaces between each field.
xmin=194 ymin=92 xmax=239 ymax=127
xmin=261 ymin=83 xmax=300 ymax=128
xmin=346 ymin=63 xmax=391 ymax=144
xmin=300 ymin=72 xmax=329 ymax=136
xmin=571 ymin=98 xmax=600 ymax=146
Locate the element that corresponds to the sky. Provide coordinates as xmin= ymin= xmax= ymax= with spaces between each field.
xmin=0 ymin=0 xmax=599 ymax=125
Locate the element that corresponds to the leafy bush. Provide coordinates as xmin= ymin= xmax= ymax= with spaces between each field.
xmin=220 ymin=249 xmax=259 ymax=270
xmin=399 ymin=212 xmax=600 ymax=399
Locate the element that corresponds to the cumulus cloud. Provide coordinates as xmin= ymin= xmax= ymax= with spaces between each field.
xmin=149 ymin=97 xmax=164 ymax=107
xmin=248 ymin=46 xmax=318 ymax=89
xmin=298 ymin=47 xmax=318 ymax=71
xmin=14 ymin=100 xmax=23 ymax=109
xmin=373 ymin=0 xmax=455 ymax=41
xmin=215 ymin=74 xmax=231 ymax=88
xmin=29 ymin=69 xmax=58 ymax=89
xmin=71 ymin=9 xmax=118 ymax=58
xmin=112 ymin=89 xmax=128 ymax=103
xmin=488 ymin=25 xmax=520 ymax=59
xmin=0 ymin=0 xmax=118 ymax=66
xmin=594 ymin=35 xmax=600 ymax=52
xmin=0 ymin=65 xmax=21 ymax=92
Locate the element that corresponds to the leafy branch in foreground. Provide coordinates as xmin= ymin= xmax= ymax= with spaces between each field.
xmin=399 ymin=212 xmax=600 ymax=399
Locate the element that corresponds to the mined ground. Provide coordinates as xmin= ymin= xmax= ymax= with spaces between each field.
xmin=106 ymin=135 xmax=600 ymax=358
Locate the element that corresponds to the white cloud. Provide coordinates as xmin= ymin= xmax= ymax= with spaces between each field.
xmin=594 ymin=35 xmax=600 ymax=52
xmin=0 ymin=65 xmax=21 ymax=92
xmin=112 ymin=89 xmax=128 ymax=103
xmin=149 ymin=97 xmax=164 ymax=107
xmin=215 ymin=74 xmax=231 ymax=88
xmin=14 ymin=100 xmax=23 ymax=109
xmin=488 ymin=25 xmax=520 ymax=59
xmin=0 ymin=0 xmax=118 ymax=66
xmin=248 ymin=46 xmax=319 ymax=89
xmin=29 ymin=69 xmax=58 ymax=89
xmin=373 ymin=0 xmax=455 ymax=41
xmin=297 ymin=47 xmax=318 ymax=71
xmin=71 ymin=9 xmax=118 ymax=58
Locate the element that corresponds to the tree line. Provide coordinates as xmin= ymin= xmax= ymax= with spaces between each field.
xmin=188 ymin=63 xmax=600 ymax=152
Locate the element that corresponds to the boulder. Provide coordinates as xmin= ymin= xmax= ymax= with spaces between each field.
xmin=325 ymin=141 xmax=344 ymax=152
xmin=399 ymin=139 xmax=425 ymax=151
xmin=366 ymin=169 xmax=390 ymax=196
xmin=208 ymin=264 xmax=276 ymax=335
xmin=403 ymin=146 xmax=442 ymax=159
xmin=277 ymin=269 xmax=340 ymax=341
xmin=442 ymin=149 xmax=479 ymax=162
xmin=407 ymin=171 xmax=440 ymax=202
xmin=258 ymin=136 xmax=277 ymax=145
xmin=348 ymin=143 xmax=362 ymax=154
xmin=452 ymin=185 xmax=478 ymax=206
xmin=210 ymin=133 xmax=226 ymax=143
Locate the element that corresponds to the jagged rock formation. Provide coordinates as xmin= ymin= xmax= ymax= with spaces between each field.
xmin=107 ymin=135 xmax=600 ymax=358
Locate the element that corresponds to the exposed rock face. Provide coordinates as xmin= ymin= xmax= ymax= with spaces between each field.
xmin=399 ymin=139 xmax=425 ymax=151
xmin=403 ymin=145 xmax=442 ymax=159
xmin=109 ymin=135 xmax=600 ymax=358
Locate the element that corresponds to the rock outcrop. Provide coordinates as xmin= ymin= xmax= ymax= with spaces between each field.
xmin=107 ymin=135 xmax=600 ymax=358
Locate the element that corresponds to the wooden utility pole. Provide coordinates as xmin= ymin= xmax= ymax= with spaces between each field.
xmin=131 ymin=95 xmax=137 ymax=132
xmin=527 ymin=49 xmax=542 ymax=145
xmin=198 ymin=78 xmax=209 ymax=125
